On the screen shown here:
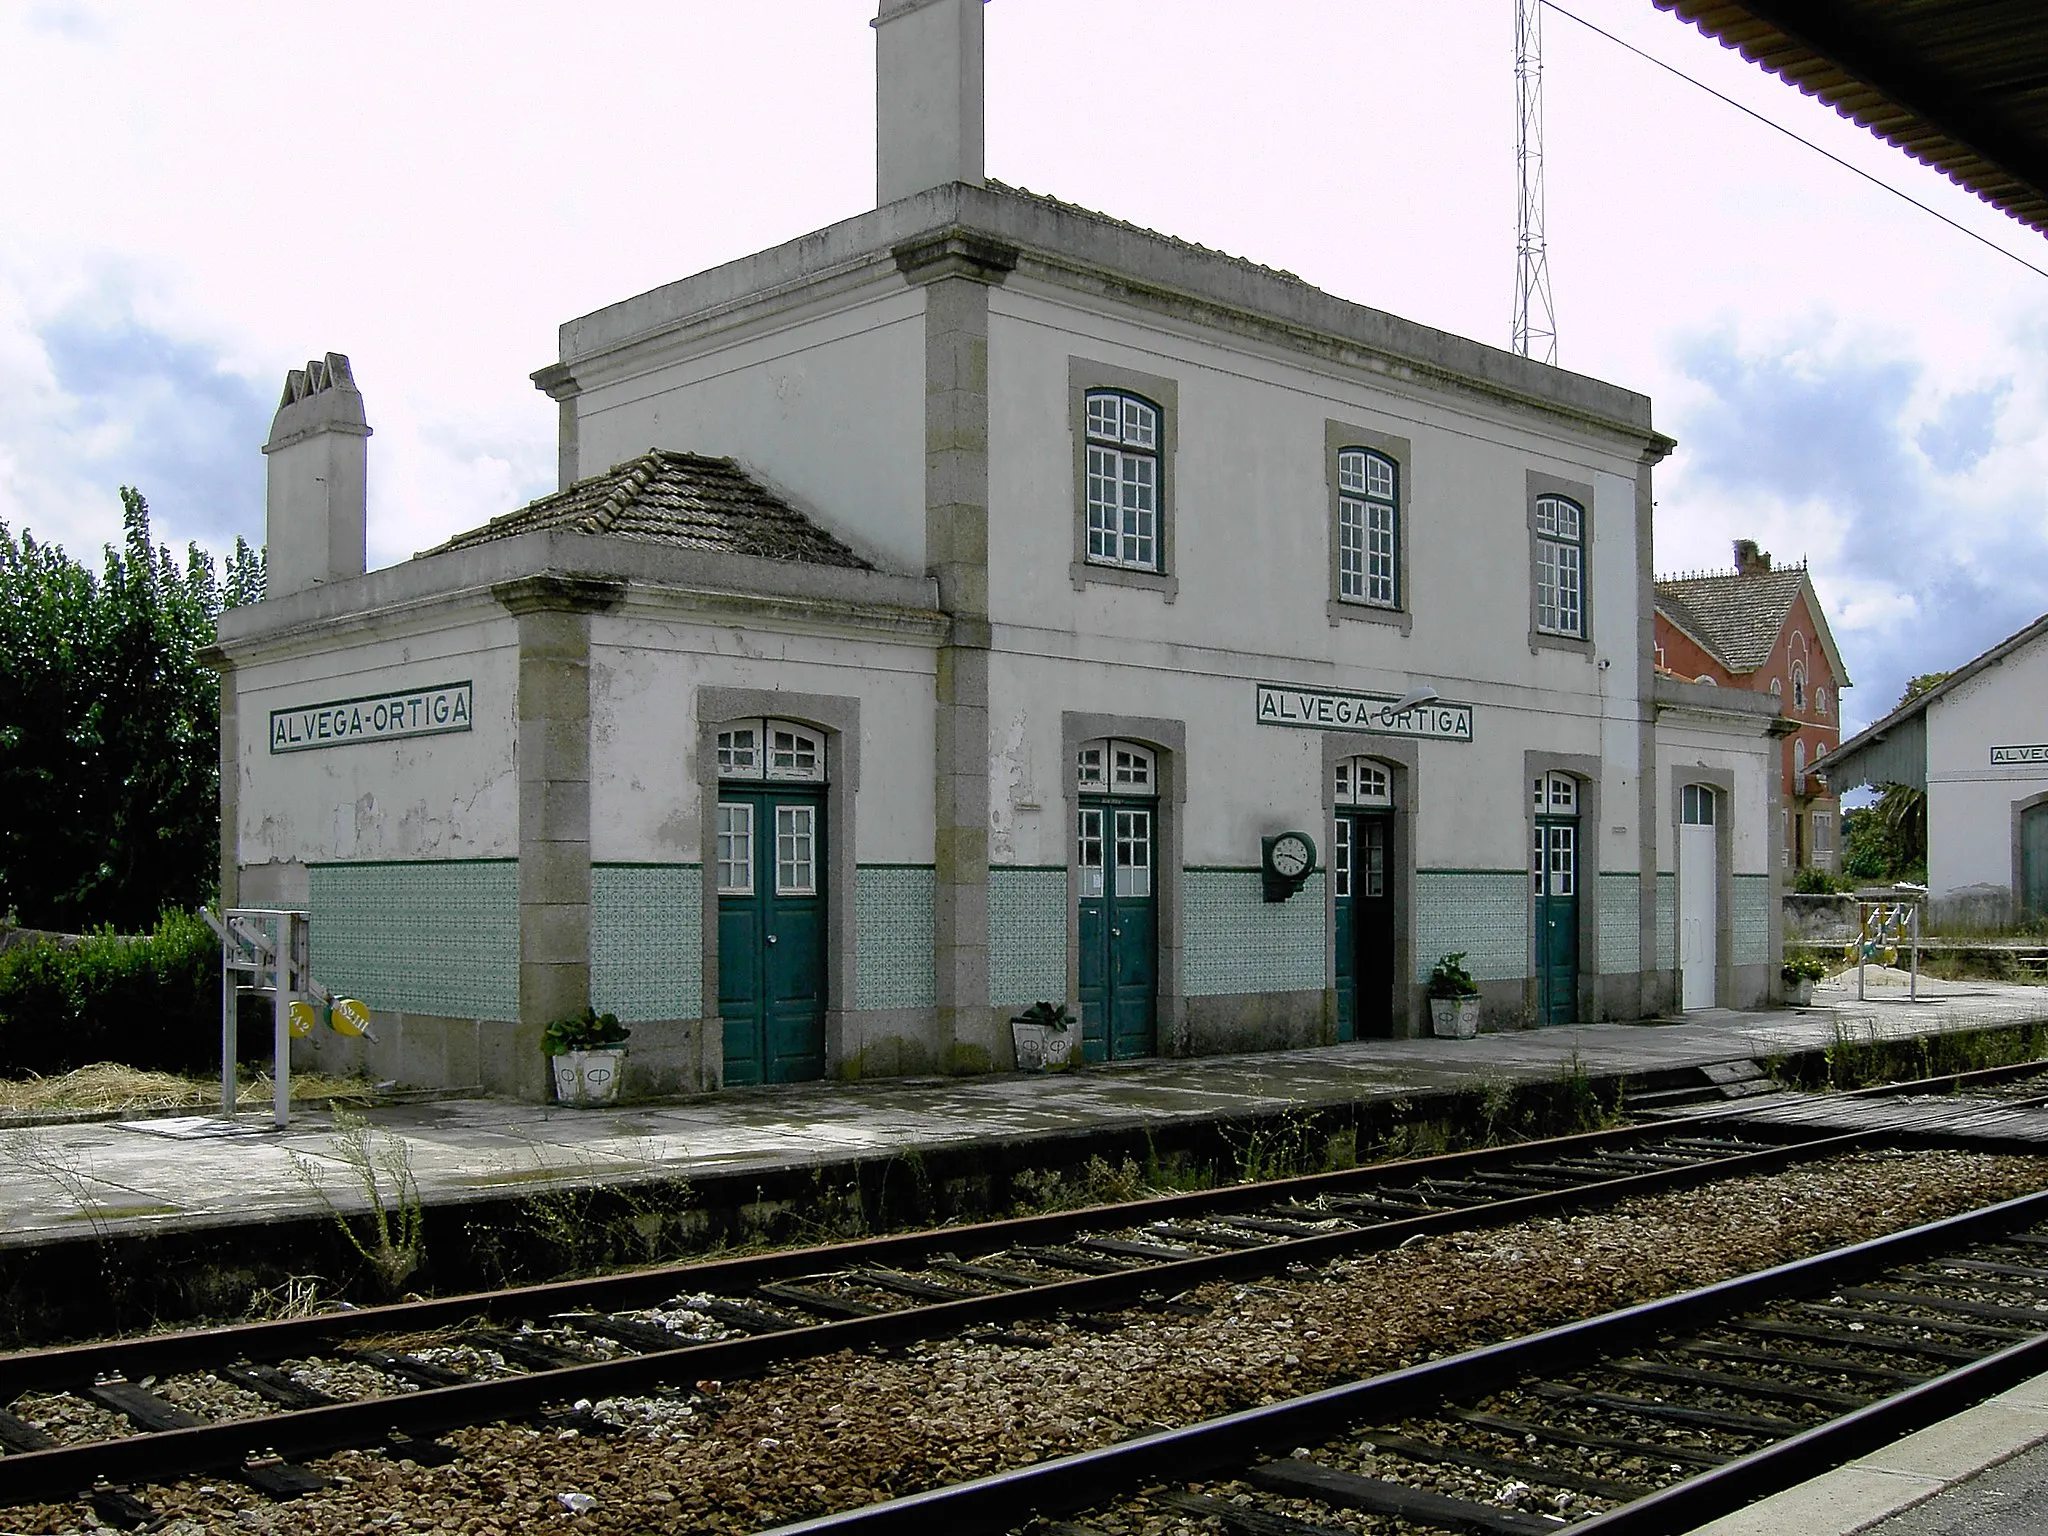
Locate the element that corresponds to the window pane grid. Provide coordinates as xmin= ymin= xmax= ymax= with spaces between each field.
xmin=1534 ymin=495 xmax=1584 ymax=639
xmin=1337 ymin=449 xmax=1397 ymax=610
xmin=1338 ymin=496 xmax=1365 ymax=599
xmin=1363 ymin=824 xmax=1385 ymax=898
xmin=1077 ymin=808 xmax=1105 ymax=898
xmin=1084 ymin=392 xmax=1161 ymax=572
xmin=776 ymin=805 xmax=816 ymax=895
xmin=716 ymin=729 xmax=759 ymax=778
xmin=1115 ymin=809 xmax=1151 ymax=898
xmin=716 ymin=804 xmax=754 ymax=894
xmin=1333 ymin=819 xmax=1352 ymax=899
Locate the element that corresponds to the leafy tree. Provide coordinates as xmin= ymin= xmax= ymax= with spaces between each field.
xmin=1839 ymin=672 xmax=1949 ymax=884
xmin=0 ymin=490 xmax=263 ymax=931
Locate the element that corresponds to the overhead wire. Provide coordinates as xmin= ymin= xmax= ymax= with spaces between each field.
xmin=1540 ymin=0 xmax=2048 ymax=283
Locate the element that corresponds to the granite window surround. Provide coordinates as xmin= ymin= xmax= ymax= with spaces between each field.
xmin=1527 ymin=469 xmax=1595 ymax=657
xmin=1070 ymin=358 xmax=1179 ymax=600
xmin=1325 ymin=420 xmax=1413 ymax=633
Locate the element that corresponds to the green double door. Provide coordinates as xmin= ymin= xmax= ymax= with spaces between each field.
xmin=1334 ymin=812 xmax=1395 ymax=1041
xmin=1077 ymin=797 xmax=1158 ymax=1062
xmin=717 ymin=789 xmax=826 ymax=1085
xmin=1533 ymin=815 xmax=1579 ymax=1026
xmin=2024 ymin=804 xmax=2048 ymax=921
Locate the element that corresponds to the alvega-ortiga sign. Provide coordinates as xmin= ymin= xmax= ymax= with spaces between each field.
xmin=270 ymin=681 xmax=473 ymax=753
xmin=1253 ymin=682 xmax=1473 ymax=742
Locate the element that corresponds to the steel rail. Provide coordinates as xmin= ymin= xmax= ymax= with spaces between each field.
xmin=752 ymin=1185 xmax=2048 ymax=1536
xmin=0 ymin=1120 xmax=1902 ymax=1505
xmin=0 ymin=1113 xmax=1836 ymax=1397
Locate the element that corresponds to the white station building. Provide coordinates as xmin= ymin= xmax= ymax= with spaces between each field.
xmin=214 ymin=0 xmax=1787 ymax=1101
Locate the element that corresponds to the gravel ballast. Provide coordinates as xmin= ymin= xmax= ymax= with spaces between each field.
xmin=5 ymin=1147 xmax=2045 ymax=1535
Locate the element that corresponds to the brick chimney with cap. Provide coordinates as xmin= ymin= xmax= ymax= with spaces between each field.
xmin=1733 ymin=538 xmax=1772 ymax=576
xmin=872 ymin=0 xmax=986 ymax=205
xmin=263 ymin=353 xmax=370 ymax=599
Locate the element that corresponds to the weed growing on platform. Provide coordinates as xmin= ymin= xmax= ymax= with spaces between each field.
xmin=287 ymin=1110 xmax=424 ymax=1296
xmin=1794 ymin=1018 xmax=2048 ymax=1091
xmin=1 ymin=1128 xmax=112 ymax=1238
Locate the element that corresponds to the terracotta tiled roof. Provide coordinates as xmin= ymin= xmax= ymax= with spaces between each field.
xmin=420 ymin=450 xmax=870 ymax=569
xmin=1653 ymin=566 xmax=1808 ymax=673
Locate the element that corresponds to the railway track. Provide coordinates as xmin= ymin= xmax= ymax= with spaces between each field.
xmin=1 ymin=1069 xmax=2042 ymax=1519
xmin=760 ymin=1185 xmax=2048 ymax=1536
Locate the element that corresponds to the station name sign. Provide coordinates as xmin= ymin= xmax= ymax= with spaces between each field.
xmin=1254 ymin=682 xmax=1473 ymax=742
xmin=270 ymin=681 xmax=473 ymax=754
xmin=1991 ymin=743 xmax=2048 ymax=766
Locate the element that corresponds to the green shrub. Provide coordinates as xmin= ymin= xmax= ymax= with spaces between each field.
xmin=0 ymin=910 xmax=219 ymax=1076
xmin=1792 ymin=866 xmax=1843 ymax=895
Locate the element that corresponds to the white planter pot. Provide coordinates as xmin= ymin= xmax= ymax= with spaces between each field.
xmin=551 ymin=1048 xmax=626 ymax=1107
xmin=1010 ymin=1020 xmax=1078 ymax=1071
xmin=1784 ymin=977 xmax=1815 ymax=1008
xmin=1429 ymin=996 xmax=1481 ymax=1039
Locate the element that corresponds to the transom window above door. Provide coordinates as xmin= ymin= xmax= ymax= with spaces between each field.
xmin=1533 ymin=772 xmax=1578 ymax=815
xmin=1077 ymin=738 xmax=1156 ymax=794
xmin=715 ymin=719 xmax=826 ymax=782
xmin=1681 ymin=783 xmax=1716 ymax=825
xmin=1084 ymin=389 xmax=1162 ymax=572
xmin=1334 ymin=757 xmax=1392 ymax=808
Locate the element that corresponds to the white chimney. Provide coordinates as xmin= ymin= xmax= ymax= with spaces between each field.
xmin=873 ymin=0 xmax=986 ymax=205
xmin=263 ymin=353 xmax=370 ymax=599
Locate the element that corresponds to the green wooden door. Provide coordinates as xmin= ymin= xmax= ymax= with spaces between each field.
xmin=717 ymin=789 xmax=826 ymax=1085
xmin=1077 ymin=799 xmax=1158 ymax=1062
xmin=1533 ymin=817 xmax=1579 ymax=1026
xmin=2024 ymin=804 xmax=2048 ymax=920
xmin=1334 ymin=813 xmax=1394 ymax=1041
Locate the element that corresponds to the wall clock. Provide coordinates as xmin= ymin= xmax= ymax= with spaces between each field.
xmin=1261 ymin=830 xmax=1317 ymax=902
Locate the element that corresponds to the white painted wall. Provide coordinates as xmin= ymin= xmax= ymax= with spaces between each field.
xmin=1654 ymin=722 xmax=1775 ymax=875
xmin=569 ymin=283 xmax=928 ymax=572
xmin=589 ymin=612 xmax=939 ymax=865
xmin=1926 ymin=639 xmax=2048 ymax=898
xmin=234 ymin=611 xmax=521 ymax=867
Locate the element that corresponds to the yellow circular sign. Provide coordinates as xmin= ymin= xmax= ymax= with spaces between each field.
xmin=286 ymin=1000 xmax=317 ymax=1039
xmin=330 ymin=998 xmax=374 ymax=1039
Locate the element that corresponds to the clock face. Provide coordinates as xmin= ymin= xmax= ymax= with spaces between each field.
xmin=1270 ymin=834 xmax=1312 ymax=877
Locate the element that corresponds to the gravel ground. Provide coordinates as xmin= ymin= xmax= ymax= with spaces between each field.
xmin=4 ymin=1147 xmax=2044 ymax=1536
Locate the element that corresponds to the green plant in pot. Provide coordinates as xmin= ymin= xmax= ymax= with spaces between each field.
xmin=543 ymin=1007 xmax=631 ymax=1107
xmin=1009 ymin=1001 xmax=1077 ymax=1071
xmin=1426 ymin=952 xmax=1482 ymax=1039
xmin=1781 ymin=948 xmax=1829 ymax=1007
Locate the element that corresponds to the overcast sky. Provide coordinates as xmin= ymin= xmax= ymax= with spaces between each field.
xmin=4 ymin=0 xmax=2044 ymax=733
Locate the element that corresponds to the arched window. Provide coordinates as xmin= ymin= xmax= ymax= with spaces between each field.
xmin=1077 ymin=738 xmax=1155 ymax=793
xmin=1336 ymin=449 xmax=1399 ymax=608
xmin=1334 ymin=757 xmax=1392 ymax=807
xmin=1681 ymin=783 xmax=1716 ymax=825
xmin=1532 ymin=772 xmax=1578 ymax=815
xmin=1791 ymin=663 xmax=1808 ymax=712
xmin=716 ymin=719 xmax=826 ymax=782
xmin=1083 ymin=390 xmax=1161 ymax=571
xmin=1533 ymin=495 xmax=1584 ymax=638
xmin=1794 ymin=737 xmax=1807 ymax=792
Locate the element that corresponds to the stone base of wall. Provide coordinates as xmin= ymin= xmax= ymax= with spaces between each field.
xmin=1185 ymin=989 xmax=1330 ymax=1055
xmin=832 ymin=1008 xmax=942 ymax=1080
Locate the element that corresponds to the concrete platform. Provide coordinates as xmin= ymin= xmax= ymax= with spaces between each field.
xmin=1 ymin=974 xmax=2043 ymax=1251
xmin=1684 ymin=1369 xmax=2048 ymax=1535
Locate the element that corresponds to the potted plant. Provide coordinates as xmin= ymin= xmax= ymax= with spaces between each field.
xmin=1009 ymin=1002 xmax=1078 ymax=1071
xmin=1427 ymin=952 xmax=1482 ymax=1039
xmin=543 ymin=1007 xmax=631 ymax=1107
xmin=1782 ymin=949 xmax=1829 ymax=1008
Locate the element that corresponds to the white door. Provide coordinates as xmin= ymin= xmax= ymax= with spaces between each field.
xmin=1679 ymin=784 xmax=1718 ymax=1009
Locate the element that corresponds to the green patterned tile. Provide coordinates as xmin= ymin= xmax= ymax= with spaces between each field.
xmin=592 ymin=865 xmax=702 ymax=1022
xmin=1413 ymin=870 xmax=1528 ymax=983
xmin=1655 ymin=873 xmax=1676 ymax=971
xmin=1733 ymin=873 xmax=1773 ymax=966
xmin=1184 ymin=870 xmax=1324 ymax=997
xmin=990 ymin=867 xmax=1066 ymax=1008
xmin=856 ymin=867 xmax=936 ymax=1011
xmin=1598 ymin=872 xmax=1640 ymax=973
xmin=309 ymin=861 xmax=518 ymax=1018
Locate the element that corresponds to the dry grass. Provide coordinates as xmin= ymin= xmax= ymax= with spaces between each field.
xmin=0 ymin=1062 xmax=376 ymax=1116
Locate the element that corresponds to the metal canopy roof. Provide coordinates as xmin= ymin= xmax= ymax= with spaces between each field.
xmin=1655 ymin=1 xmax=2048 ymax=237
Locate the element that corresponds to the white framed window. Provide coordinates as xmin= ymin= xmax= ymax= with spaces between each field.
xmin=1114 ymin=808 xmax=1152 ymax=897
xmin=716 ymin=727 xmax=759 ymax=778
xmin=1337 ymin=448 xmax=1399 ymax=608
xmin=1335 ymin=757 xmax=1392 ymax=808
xmin=1533 ymin=819 xmax=1576 ymax=895
xmin=1077 ymin=738 xmax=1155 ymax=794
xmin=775 ymin=804 xmax=817 ymax=895
xmin=1534 ymin=494 xmax=1584 ymax=638
xmin=1770 ymin=677 xmax=1784 ymax=700
xmin=1084 ymin=389 xmax=1161 ymax=571
xmin=1077 ymin=807 xmax=1105 ymax=898
xmin=1681 ymin=783 xmax=1716 ymax=825
xmin=1333 ymin=817 xmax=1352 ymax=899
xmin=715 ymin=802 xmax=755 ymax=894
xmin=1794 ymin=738 xmax=1807 ymax=793
xmin=1792 ymin=663 xmax=1808 ymax=712
xmin=1813 ymin=811 xmax=1834 ymax=857
xmin=1533 ymin=772 xmax=1578 ymax=816
xmin=716 ymin=718 xmax=825 ymax=782
xmin=1816 ymin=686 xmax=1831 ymax=717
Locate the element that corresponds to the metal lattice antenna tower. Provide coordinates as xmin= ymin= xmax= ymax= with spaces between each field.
xmin=1513 ymin=0 xmax=1558 ymax=365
